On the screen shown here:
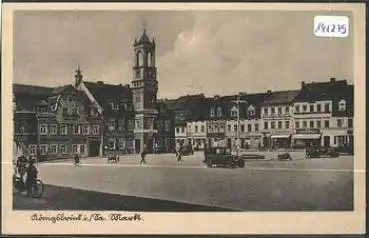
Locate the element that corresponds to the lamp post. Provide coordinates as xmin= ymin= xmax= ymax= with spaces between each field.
xmin=232 ymin=94 xmax=247 ymax=155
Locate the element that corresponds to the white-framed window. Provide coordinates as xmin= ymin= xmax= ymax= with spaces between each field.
xmin=73 ymin=125 xmax=81 ymax=135
xmin=216 ymin=107 xmax=222 ymax=117
xmin=109 ymin=119 xmax=116 ymax=131
xmin=82 ymin=125 xmax=89 ymax=135
xmin=40 ymin=124 xmax=48 ymax=135
xmin=72 ymin=144 xmax=78 ymax=153
xmin=60 ymin=124 xmax=67 ymax=135
xmin=50 ymin=124 xmax=57 ymax=135
xmin=176 ymin=127 xmax=180 ymax=133
xmin=231 ymin=106 xmax=238 ymax=117
xmin=338 ymin=99 xmax=346 ymax=111
xmin=248 ymin=105 xmax=255 ymax=116
xmin=60 ymin=145 xmax=67 ymax=154
xmin=119 ymin=138 xmax=126 ymax=150
xmin=40 ymin=144 xmax=48 ymax=155
xmin=90 ymin=108 xmax=98 ymax=116
xmin=210 ymin=108 xmax=215 ymax=117
xmin=29 ymin=145 xmax=37 ymax=155
xmin=80 ymin=144 xmax=85 ymax=154
xmin=93 ymin=125 xmax=100 ymax=135
xmin=49 ymin=144 xmax=57 ymax=154
xmin=110 ymin=101 xmax=120 ymax=111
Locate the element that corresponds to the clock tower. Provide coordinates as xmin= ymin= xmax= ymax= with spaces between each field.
xmin=131 ymin=27 xmax=158 ymax=153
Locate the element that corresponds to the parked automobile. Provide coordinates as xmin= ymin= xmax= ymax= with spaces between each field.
xmin=277 ymin=153 xmax=292 ymax=161
xmin=203 ymin=147 xmax=245 ymax=168
xmin=306 ymin=147 xmax=339 ymax=158
xmin=181 ymin=144 xmax=194 ymax=156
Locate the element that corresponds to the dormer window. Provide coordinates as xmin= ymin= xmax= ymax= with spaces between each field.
xmin=338 ymin=99 xmax=346 ymax=111
xmin=216 ymin=107 xmax=222 ymax=117
xmin=110 ymin=101 xmax=120 ymax=111
xmin=210 ymin=108 xmax=215 ymax=117
xmin=231 ymin=106 xmax=238 ymax=117
xmin=247 ymin=105 xmax=255 ymax=116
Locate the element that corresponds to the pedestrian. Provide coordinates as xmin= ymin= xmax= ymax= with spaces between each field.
xmin=74 ymin=154 xmax=80 ymax=166
xmin=176 ymin=142 xmax=183 ymax=164
xmin=140 ymin=145 xmax=147 ymax=165
xmin=25 ymin=157 xmax=38 ymax=196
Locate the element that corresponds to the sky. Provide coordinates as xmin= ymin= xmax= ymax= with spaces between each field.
xmin=13 ymin=10 xmax=353 ymax=99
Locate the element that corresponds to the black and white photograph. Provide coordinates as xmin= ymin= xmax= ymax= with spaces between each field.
xmin=1 ymin=2 xmax=366 ymax=235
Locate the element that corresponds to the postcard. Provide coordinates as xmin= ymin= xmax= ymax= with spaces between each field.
xmin=1 ymin=2 xmax=366 ymax=235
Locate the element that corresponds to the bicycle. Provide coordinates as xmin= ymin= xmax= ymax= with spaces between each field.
xmin=13 ymin=175 xmax=45 ymax=198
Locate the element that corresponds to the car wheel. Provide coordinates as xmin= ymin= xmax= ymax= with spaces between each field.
xmin=206 ymin=163 xmax=212 ymax=168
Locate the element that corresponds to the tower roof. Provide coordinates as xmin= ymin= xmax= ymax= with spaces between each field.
xmin=134 ymin=27 xmax=154 ymax=46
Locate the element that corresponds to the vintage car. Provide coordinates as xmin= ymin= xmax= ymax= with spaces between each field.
xmin=306 ymin=147 xmax=339 ymax=158
xmin=240 ymin=154 xmax=265 ymax=160
xmin=277 ymin=153 xmax=293 ymax=161
xmin=181 ymin=144 xmax=194 ymax=156
xmin=203 ymin=147 xmax=245 ymax=168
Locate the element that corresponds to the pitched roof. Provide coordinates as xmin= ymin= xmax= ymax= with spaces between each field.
xmin=166 ymin=94 xmax=207 ymax=124
xmin=83 ymin=81 xmax=132 ymax=111
xmin=294 ymin=79 xmax=350 ymax=102
xmin=261 ymin=90 xmax=300 ymax=105
xmin=13 ymin=84 xmax=54 ymax=96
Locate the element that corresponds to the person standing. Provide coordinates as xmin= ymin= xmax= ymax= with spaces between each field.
xmin=25 ymin=158 xmax=38 ymax=196
xmin=176 ymin=142 xmax=183 ymax=164
xmin=74 ymin=154 xmax=80 ymax=166
xmin=140 ymin=144 xmax=147 ymax=165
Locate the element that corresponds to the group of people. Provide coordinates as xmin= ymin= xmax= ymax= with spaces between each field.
xmin=14 ymin=155 xmax=39 ymax=196
xmin=138 ymin=142 xmax=184 ymax=165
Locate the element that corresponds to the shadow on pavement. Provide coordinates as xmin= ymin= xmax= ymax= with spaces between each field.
xmin=13 ymin=184 xmax=234 ymax=211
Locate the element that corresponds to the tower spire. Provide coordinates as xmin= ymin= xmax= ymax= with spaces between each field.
xmin=74 ymin=63 xmax=83 ymax=88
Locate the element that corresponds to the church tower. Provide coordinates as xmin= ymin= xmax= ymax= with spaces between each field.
xmin=131 ymin=27 xmax=158 ymax=153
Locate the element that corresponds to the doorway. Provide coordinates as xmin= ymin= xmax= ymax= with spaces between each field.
xmin=323 ymin=136 xmax=330 ymax=148
xmin=135 ymin=139 xmax=141 ymax=153
xmin=89 ymin=141 xmax=100 ymax=157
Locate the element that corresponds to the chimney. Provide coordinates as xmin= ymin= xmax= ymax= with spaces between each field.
xmin=267 ymin=90 xmax=272 ymax=95
xmin=301 ymin=81 xmax=306 ymax=88
xmin=330 ymin=77 xmax=336 ymax=83
xmin=97 ymin=81 xmax=104 ymax=85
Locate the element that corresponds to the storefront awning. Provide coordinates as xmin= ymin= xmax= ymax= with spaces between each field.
xmin=293 ymin=134 xmax=321 ymax=139
xmin=271 ymin=134 xmax=290 ymax=139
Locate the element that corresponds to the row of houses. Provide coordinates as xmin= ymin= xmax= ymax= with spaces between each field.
xmin=168 ymin=78 xmax=354 ymax=151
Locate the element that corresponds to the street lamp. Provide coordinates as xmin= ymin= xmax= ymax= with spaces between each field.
xmin=232 ymin=94 xmax=247 ymax=155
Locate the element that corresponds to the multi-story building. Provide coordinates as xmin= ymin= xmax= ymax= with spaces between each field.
xmin=292 ymin=78 xmax=354 ymax=149
xmin=154 ymin=100 xmax=175 ymax=153
xmin=260 ymin=90 xmax=300 ymax=149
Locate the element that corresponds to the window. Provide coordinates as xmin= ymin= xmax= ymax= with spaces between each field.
xmin=165 ymin=120 xmax=171 ymax=132
xmin=195 ymin=125 xmax=198 ymax=133
xmin=50 ymin=124 xmax=57 ymax=135
xmin=227 ymin=125 xmax=231 ymax=132
xmin=90 ymin=108 xmax=98 ymax=117
xmin=136 ymin=95 xmax=141 ymax=102
xmin=285 ymin=107 xmax=290 ymax=114
xmin=310 ymin=121 xmax=314 ymax=128
xmin=255 ymin=124 xmax=259 ymax=132
xmin=110 ymin=101 xmax=119 ymax=111
xmin=317 ymin=104 xmax=321 ymax=112
xmin=108 ymin=119 xmax=116 ymax=131
xmin=49 ymin=145 xmax=57 ymax=154
xmin=303 ymin=105 xmax=307 ymax=112
xmin=60 ymin=145 xmax=67 ymax=154
xmin=241 ymin=124 xmax=245 ymax=132
xmin=295 ymin=121 xmax=300 ymax=129
xmin=264 ymin=108 xmax=268 ymax=115
xmin=278 ymin=121 xmax=282 ymax=129
xmin=128 ymin=120 xmax=134 ymax=130
xmin=231 ymin=106 xmax=238 ymax=117
xmin=210 ymin=108 xmax=215 ymax=117
xmin=295 ymin=105 xmax=300 ymax=113
xmin=317 ymin=121 xmax=321 ymax=128
xmin=72 ymin=144 xmax=78 ymax=153
xmin=271 ymin=121 xmax=275 ymax=129
xmin=214 ymin=125 xmax=219 ymax=133
xmin=217 ymin=107 xmax=222 ymax=117
xmin=118 ymin=119 xmax=125 ymax=131
xmin=248 ymin=124 xmax=252 ymax=132
xmin=278 ymin=107 xmax=282 ymax=115
xmin=119 ymin=138 xmax=126 ymax=150
xmin=93 ymin=125 xmax=100 ymax=135
xmin=40 ymin=145 xmax=48 ymax=155
xmin=337 ymin=119 xmax=342 ymax=128
xmin=325 ymin=120 xmax=330 ymax=128
xmin=80 ymin=144 xmax=85 ymax=154
xmin=234 ymin=125 xmax=238 ymax=132
xmin=208 ymin=125 xmax=213 ymax=133
xmin=73 ymin=125 xmax=80 ymax=135
xmin=176 ymin=127 xmax=180 ymax=133
xmin=310 ymin=104 xmax=314 ymax=112
xmin=324 ymin=103 xmax=330 ymax=113
xmin=338 ymin=100 xmax=346 ymax=111
xmin=201 ymin=125 xmax=204 ymax=132
xmin=60 ymin=124 xmax=67 ymax=135
xmin=82 ymin=125 xmax=89 ymax=135
xmin=271 ymin=107 xmax=275 ymax=114
xmin=40 ymin=124 xmax=48 ymax=135
xmin=248 ymin=105 xmax=255 ymax=116
xmin=29 ymin=145 xmax=37 ymax=155
xmin=348 ymin=118 xmax=353 ymax=128
xmin=181 ymin=127 xmax=185 ymax=133
xmin=303 ymin=121 xmax=307 ymax=128
xmin=285 ymin=121 xmax=290 ymax=129
xmin=264 ymin=122 xmax=268 ymax=130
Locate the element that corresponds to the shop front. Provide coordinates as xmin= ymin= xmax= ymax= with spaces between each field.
xmin=270 ymin=134 xmax=292 ymax=149
xmin=293 ymin=129 xmax=321 ymax=148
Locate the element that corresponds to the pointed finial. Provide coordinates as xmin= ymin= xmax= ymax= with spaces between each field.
xmin=142 ymin=20 xmax=147 ymax=35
